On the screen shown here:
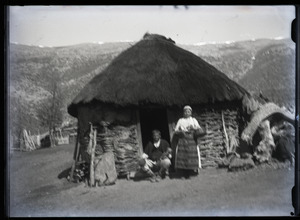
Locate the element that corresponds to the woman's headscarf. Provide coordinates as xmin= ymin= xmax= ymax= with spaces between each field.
xmin=183 ymin=105 xmax=192 ymax=112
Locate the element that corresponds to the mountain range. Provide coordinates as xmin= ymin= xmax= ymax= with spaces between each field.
xmin=8 ymin=38 xmax=296 ymax=141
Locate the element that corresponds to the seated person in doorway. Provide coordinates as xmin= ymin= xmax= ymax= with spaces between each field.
xmin=134 ymin=129 xmax=172 ymax=182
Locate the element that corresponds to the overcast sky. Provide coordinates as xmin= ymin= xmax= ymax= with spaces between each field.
xmin=9 ymin=5 xmax=295 ymax=47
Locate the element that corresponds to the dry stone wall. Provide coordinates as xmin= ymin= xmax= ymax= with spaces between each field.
xmin=77 ymin=105 xmax=140 ymax=177
xmin=194 ymin=109 xmax=239 ymax=168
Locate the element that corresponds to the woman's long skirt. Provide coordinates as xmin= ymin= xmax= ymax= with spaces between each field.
xmin=175 ymin=133 xmax=201 ymax=170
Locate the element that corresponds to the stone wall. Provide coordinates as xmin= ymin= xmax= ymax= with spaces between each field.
xmin=95 ymin=124 xmax=140 ymax=177
xmin=75 ymin=103 xmax=242 ymax=172
xmin=77 ymin=104 xmax=140 ymax=177
xmin=194 ymin=109 xmax=240 ymax=168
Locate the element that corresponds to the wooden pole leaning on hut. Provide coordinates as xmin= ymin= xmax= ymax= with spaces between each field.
xmin=89 ymin=123 xmax=97 ymax=187
xmin=221 ymin=111 xmax=230 ymax=154
xmin=69 ymin=128 xmax=80 ymax=182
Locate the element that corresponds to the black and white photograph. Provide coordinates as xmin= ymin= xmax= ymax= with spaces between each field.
xmin=7 ymin=5 xmax=297 ymax=217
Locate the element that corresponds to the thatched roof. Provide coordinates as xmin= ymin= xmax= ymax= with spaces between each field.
xmin=68 ymin=33 xmax=249 ymax=117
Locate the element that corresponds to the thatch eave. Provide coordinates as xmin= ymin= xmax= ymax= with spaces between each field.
xmin=67 ymin=95 xmax=247 ymax=118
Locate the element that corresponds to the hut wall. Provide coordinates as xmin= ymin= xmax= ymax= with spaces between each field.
xmin=77 ymin=104 xmax=141 ymax=176
xmin=194 ymin=109 xmax=239 ymax=168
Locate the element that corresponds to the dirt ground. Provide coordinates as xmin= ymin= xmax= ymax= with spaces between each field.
xmin=8 ymin=143 xmax=295 ymax=217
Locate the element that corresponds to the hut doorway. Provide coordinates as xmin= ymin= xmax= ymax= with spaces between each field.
xmin=139 ymin=108 xmax=171 ymax=149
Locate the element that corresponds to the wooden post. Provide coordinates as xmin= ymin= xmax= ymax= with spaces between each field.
xmin=59 ymin=128 xmax=63 ymax=139
xmin=221 ymin=110 xmax=229 ymax=154
xmin=89 ymin=125 xmax=96 ymax=187
xmin=136 ymin=110 xmax=143 ymax=156
xmin=69 ymin=131 xmax=80 ymax=182
xmin=167 ymin=109 xmax=175 ymax=142
xmin=167 ymin=109 xmax=179 ymax=171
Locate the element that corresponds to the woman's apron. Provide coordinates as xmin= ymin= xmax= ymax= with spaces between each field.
xmin=175 ymin=132 xmax=201 ymax=170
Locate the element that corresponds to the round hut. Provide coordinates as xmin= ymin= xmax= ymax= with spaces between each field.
xmin=67 ymin=33 xmax=250 ymax=177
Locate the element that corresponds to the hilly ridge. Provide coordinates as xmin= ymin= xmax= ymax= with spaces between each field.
xmin=238 ymin=40 xmax=295 ymax=110
xmin=8 ymin=38 xmax=295 ymax=144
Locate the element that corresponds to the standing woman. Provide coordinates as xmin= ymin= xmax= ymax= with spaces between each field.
xmin=174 ymin=105 xmax=206 ymax=178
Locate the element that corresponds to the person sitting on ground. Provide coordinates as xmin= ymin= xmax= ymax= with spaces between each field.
xmin=134 ymin=129 xmax=172 ymax=182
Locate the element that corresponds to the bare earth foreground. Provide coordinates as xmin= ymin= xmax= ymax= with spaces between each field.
xmin=8 ymin=143 xmax=294 ymax=217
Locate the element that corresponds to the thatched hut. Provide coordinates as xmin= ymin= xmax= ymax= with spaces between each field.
xmin=67 ymin=33 xmax=250 ymax=176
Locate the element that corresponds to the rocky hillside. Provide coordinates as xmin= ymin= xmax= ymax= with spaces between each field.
xmin=9 ymin=42 xmax=132 ymax=140
xmin=237 ymin=40 xmax=295 ymax=109
xmin=8 ymin=38 xmax=295 ymax=143
xmin=181 ymin=38 xmax=295 ymax=109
